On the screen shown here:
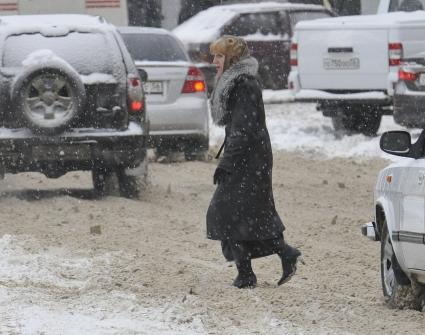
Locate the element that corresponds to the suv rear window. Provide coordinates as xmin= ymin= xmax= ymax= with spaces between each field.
xmin=3 ymin=32 xmax=118 ymax=74
xmin=289 ymin=10 xmax=331 ymax=27
xmin=121 ymin=33 xmax=188 ymax=62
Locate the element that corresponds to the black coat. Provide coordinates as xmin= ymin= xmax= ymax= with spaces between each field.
xmin=206 ymin=74 xmax=284 ymax=241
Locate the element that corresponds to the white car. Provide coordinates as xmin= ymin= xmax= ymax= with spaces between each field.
xmin=119 ymin=27 xmax=209 ymax=160
xmin=363 ymin=130 xmax=425 ymax=309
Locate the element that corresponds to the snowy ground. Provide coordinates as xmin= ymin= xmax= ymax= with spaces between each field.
xmin=1 ymin=100 xmax=424 ymax=334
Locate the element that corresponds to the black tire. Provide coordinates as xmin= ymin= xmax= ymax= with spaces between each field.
xmin=381 ymin=222 xmax=424 ymax=310
xmin=117 ymin=156 xmax=148 ymax=199
xmin=331 ymin=113 xmax=359 ymax=133
xmin=357 ymin=108 xmax=382 ymax=136
xmin=11 ymin=61 xmax=86 ymax=135
xmin=184 ymin=137 xmax=209 ymax=161
xmin=184 ymin=150 xmax=208 ymax=161
xmin=92 ymin=167 xmax=119 ymax=197
xmin=331 ymin=107 xmax=381 ymax=136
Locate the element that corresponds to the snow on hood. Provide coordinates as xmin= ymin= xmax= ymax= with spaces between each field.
xmin=296 ymin=10 xmax=425 ymax=30
xmin=173 ymin=2 xmax=324 ymax=45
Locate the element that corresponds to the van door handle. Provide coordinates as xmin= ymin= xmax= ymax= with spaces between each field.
xmin=328 ymin=47 xmax=353 ymax=53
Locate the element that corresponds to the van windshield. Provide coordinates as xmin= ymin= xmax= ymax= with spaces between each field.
xmin=121 ymin=33 xmax=188 ymax=62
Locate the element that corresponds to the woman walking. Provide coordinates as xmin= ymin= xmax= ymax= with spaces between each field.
xmin=206 ymin=35 xmax=302 ymax=289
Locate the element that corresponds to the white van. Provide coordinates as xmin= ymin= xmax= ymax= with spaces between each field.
xmin=0 ymin=0 xmax=128 ymax=25
xmin=289 ymin=0 xmax=425 ymax=136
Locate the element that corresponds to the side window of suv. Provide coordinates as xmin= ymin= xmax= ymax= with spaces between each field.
xmin=288 ymin=10 xmax=332 ymax=29
xmin=223 ymin=12 xmax=283 ymax=37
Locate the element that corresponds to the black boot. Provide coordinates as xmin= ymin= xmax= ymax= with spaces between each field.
xmin=233 ymin=259 xmax=257 ymax=289
xmin=278 ymin=245 xmax=302 ymax=286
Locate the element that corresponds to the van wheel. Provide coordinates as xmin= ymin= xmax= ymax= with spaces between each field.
xmin=331 ymin=108 xmax=381 ymax=136
xmin=381 ymin=222 xmax=425 ymax=310
xmin=357 ymin=108 xmax=382 ymax=136
xmin=331 ymin=113 xmax=358 ymax=133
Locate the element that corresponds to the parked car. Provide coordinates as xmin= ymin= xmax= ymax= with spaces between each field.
xmin=289 ymin=0 xmax=425 ymax=136
xmin=173 ymin=2 xmax=333 ymax=91
xmin=119 ymin=26 xmax=209 ymax=160
xmin=394 ymin=61 xmax=425 ymax=128
xmin=362 ymin=130 xmax=425 ymax=309
xmin=0 ymin=15 xmax=148 ymax=198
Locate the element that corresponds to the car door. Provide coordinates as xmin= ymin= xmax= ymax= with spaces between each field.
xmin=397 ymin=158 xmax=425 ymax=270
xmin=222 ymin=11 xmax=289 ymax=89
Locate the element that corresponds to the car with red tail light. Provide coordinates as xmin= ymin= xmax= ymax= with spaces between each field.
xmin=0 ymin=14 xmax=148 ymax=198
xmin=394 ymin=61 xmax=425 ymax=128
xmin=119 ymin=27 xmax=209 ymax=160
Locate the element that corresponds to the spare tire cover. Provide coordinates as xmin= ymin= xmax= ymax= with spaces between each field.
xmin=11 ymin=60 xmax=86 ymax=134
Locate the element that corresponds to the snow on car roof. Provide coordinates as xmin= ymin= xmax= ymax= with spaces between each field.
xmin=0 ymin=14 xmax=114 ymax=35
xmin=173 ymin=1 xmax=325 ymax=44
xmin=296 ymin=10 xmax=425 ymax=30
xmin=118 ymin=26 xmax=171 ymax=35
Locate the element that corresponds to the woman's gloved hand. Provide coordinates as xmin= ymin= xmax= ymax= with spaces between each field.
xmin=213 ymin=167 xmax=230 ymax=185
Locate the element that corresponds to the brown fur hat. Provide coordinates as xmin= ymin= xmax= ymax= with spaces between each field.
xmin=210 ymin=35 xmax=250 ymax=70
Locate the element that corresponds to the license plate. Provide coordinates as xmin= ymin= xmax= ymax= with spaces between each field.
xmin=323 ymin=57 xmax=360 ymax=70
xmin=32 ymin=145 xmax=92 ymax=161
xmin=143 ymin=81 xmax=163 ymax=94
xmin=419 ymin=74 xmax=425 ymax=86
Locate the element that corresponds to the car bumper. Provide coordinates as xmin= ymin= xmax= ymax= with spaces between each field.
xmin=0 ymin=121 xmax=147 ymax=173
xmin=292 ymin=89 xmax=391 ymax=104
xmin=147 ymin=96 xmax=209 ymax=137
xmin=394 ymin=90 xmax=425 ymax=128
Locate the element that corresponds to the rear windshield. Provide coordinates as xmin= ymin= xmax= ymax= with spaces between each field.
xmin=289 ymin=10 xmax=331 ymax=27
xmin=3 ymin=32 xmax=119 ymax=74
xmin=120 ymin=33 xmax=188 ymax=62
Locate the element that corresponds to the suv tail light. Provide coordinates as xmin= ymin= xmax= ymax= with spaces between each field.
xmin=290 ymin=43 xmax=298 ymax=67
xmin=399 ymin=69 xmax=418 ymax=81
xmin=127 ymin=74 xmax=144 ymax=113
xmin=389 ymin=43 xmax=403 ymax=67
xmin=182 ymin=66 xmax=206 ymax=94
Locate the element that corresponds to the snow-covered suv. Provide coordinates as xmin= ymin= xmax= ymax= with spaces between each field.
xmin=0 ymin=15 xmax=148 ymax=198
xmin=363 ymin=130 xmax=425 ymax=310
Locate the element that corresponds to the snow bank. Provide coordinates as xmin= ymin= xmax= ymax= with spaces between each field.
xmin=209 ymin=100 xmax=421 ymax=160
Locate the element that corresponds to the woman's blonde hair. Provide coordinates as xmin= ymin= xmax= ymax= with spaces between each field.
xmin=210 ymin=35 xmax=249 ymax=69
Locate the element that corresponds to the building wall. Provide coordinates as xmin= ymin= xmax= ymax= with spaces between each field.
xmin=161 ymin=0 xmax=181 ymax=30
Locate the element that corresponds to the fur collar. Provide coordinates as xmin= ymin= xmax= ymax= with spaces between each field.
xmin=211 ymin=56 xmax=259 ymax=126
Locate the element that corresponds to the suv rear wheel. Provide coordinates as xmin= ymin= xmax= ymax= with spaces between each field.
xmin=381 ymin=222 xmax=425 ymax=310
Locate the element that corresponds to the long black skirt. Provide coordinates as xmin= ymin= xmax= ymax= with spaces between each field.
xmin=221 ymin=234 xmax=284 ymax=262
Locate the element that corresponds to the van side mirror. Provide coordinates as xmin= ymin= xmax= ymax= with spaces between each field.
xmin=380 ymin=131 xmax=411 ymax=156
xmin=138 ymin=69 xmax=148 ymax=82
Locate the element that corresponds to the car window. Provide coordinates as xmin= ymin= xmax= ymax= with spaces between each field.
xmin=120 ymin=33 xmax=188 ymax=62
xmin=289 ymin=10 xmax=332 ymax=28
xmin=223 ymin=12 xmax=283 ymax=37
xmin=2 ymin=32 xmax=118 ymax=74
xmin=389 ymin=0 xmax=425 ymax=11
